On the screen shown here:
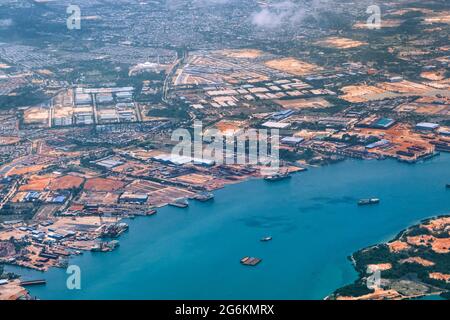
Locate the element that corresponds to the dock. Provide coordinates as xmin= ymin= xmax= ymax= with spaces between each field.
xmin=240 ymin=257 xmax=262 ymax=266
xmin=20 ymin=279 xmax=46 ymax=286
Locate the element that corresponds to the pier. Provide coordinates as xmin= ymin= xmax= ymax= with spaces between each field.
xmin=20 ymin=279 xmax=46 ymax=286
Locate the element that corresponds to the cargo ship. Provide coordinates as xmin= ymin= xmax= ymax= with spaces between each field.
xmin=358 ymin=198 xmax=380 ymax=206
xmin=264 ymin=172 xmax=291 ymax=182
xmin=194 ymin=192 xmax=214 ymax=202
xmin=169 ymin=198 xmax=189 ymax=208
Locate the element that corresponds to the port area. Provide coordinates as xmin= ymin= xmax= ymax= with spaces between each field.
xmin=240 ymin=257 xmax=262 ymax=266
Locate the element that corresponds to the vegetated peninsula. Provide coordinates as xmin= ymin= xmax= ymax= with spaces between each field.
xmin=329 ymin=216 xmax=450 ymax=300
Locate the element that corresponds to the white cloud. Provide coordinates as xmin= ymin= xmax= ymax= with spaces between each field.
xmin=251 ymin=1 xmax=305 ymax=29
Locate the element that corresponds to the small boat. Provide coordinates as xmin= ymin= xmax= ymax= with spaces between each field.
xmin=169 ymin=198 xmax=189 ymax=208
xmin=195 ymin=192 xmax=214 ymax=202
xmin=358 ymin=198 xmax=380 ymax=206
xmin=264 ymin=172 xmax=291 ymax=182
xmin=260 ymin=236 xmax=272 ymax=242
xmin=146 ymin=209 xmax=157 ymax=216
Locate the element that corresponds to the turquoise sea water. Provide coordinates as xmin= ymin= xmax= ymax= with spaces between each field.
xmin=6 ymin=154 xmax=450 ymax=300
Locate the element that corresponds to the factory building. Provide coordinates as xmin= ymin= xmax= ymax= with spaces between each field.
xmin=416 ymin=122 xmax=440 ymax=131
xmin=119 ymin=193 xmax=148 ymax=204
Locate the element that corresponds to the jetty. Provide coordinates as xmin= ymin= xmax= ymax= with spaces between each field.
xmin=20 ymin=279 xmax=46 ymax=286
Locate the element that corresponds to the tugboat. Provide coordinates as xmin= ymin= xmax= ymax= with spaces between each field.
xmin=264 ymin=171 xmax=291 ymax=182
xmin=260 ymin=236 xmax=272 ymax=242
xmin=358 ymin=198 xmax=380 ymax=206
xmin=169 ymin=198 xmax=189 ymax=208
xmin=195 ymin=192 xmax=214 ymax=202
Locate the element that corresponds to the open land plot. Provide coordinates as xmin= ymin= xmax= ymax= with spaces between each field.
xmin=23 ymin=107 xmax=49 ymax=124
xmin=340 ymin=80 xmax=450 ymax=103
xmin=0 ymin=280 xmax=28 ymax=300
xmin=48 ymin=175 xmax=85 ymax=190
xmin=423 ymin=78 xmax=450 ymax=91
xmin=210 ymin=120 xmax=247 ymax=136
xmin=8 ymin=164 xmax=50 ymax=176
xmin=423 ymin=11 xmax=450 ymax=25
xmin=275 ymin=97 xmax=332 ymax=110
xmin=147 ymin=186 xmax=196 ymax=207
xmin=112 ymin=161 xmax=152 ymax=176
xmin=34 ymin=204 xmax=61 ymax=221
xmin=0 ymin=136 xmax=20 ymax=145
xmin=83 ymin=178 xmax=127 ymax=192
xmin=125 ymin=148 xmax=164 ymax=161
xmin=175 ymin=173 xmax=215 ymax=185
xmin=339 ymin=85 xmax=387 ymax=103
xmin=53 ymin=89 xmax=74 ymax=107
xmin=49 ymin=216 xmax=117 ymax=231
xmin=406 ymin=235 xmax=450 ymax=254
xmin=78 ymin=191 xmax=119 ymax=205
xmin=124 ymin=180 xmax=166 ymax=194
xmin=421 ymin=70 xmax=446 ymax=81
xmin=315 ymin=37 xmax=368 ymax=49
xmin=396 ymin=103 xmax=450 ymax=116
xmin=19 ymin=176 xmax=52 ymax=191
xmin=429 ymin=273 xmax=450 ymax=283
xmin=217 ymin=49 xmax=264 ymax=59
xmin=264 ymin=58 xmax=321 ymax=76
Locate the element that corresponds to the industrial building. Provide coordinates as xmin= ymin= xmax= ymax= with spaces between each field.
xmin=281 ymin=136 xmax=304 ymax=146
xmin=415 ymin=122 xmax=440 ymax=131
xmin=119 ymin=192 xmax=148 ymax=204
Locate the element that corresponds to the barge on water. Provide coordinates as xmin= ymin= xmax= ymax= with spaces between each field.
xmin=358 ymin=198 xmax=380 ymax=206
xmin=194 ymin=192 xmax=214 ymax=202
xmin=240 ymin=257 xmax=262 ymax=266
xmin=169 ymin=198 xmax=189 ymax=208
xmin=264 ymin=172 xmax=291 ymax=182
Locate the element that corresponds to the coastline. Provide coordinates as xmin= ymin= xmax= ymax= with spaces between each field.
xmin=329 ymin=215 xmax=450 ymax=300
xmin=2 ymin=155 xmax=450 ymax=300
